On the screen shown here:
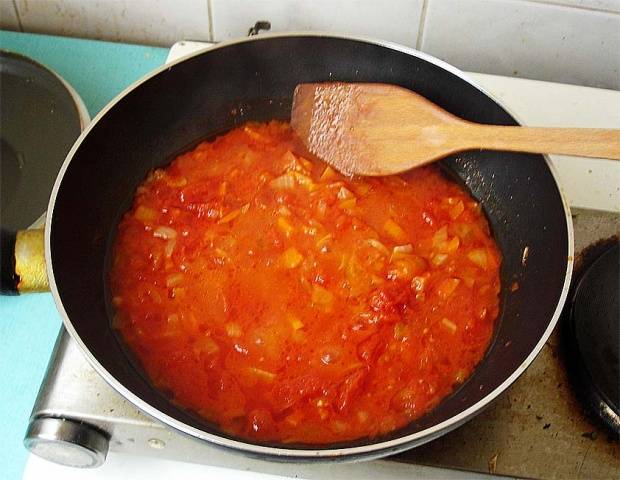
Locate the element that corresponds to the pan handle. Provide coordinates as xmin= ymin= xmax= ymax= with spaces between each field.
xmin=0 ymin=229 xmax=48 ymax=295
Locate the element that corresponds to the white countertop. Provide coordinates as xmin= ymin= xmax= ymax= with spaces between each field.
xmin=23 ymin=40 xmax=620 ymax=480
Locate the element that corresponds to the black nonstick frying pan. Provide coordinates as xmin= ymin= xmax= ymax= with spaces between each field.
xmin=4 ymin=34 xmax=573 ymax=461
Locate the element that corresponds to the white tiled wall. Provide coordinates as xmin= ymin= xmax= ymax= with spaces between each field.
xmin=210 ymin=0 xmax=424 ymax=47
xmin=1 ymin=0 xmax=619 ymax=89
xmin=420 ymin=0 xmax=620 ymax=89
xmin=0 ymin=0 xmax=19 ymax=30
xmin=8 ymin=0 xmax=211 ymax=46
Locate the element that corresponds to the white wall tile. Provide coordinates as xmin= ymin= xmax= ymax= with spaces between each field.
xmin=14 ymin=0 xmax=210 ymax=46
xmin=420 ymin=0 xmax=620 ymax=89
xmin=211 ymin=0 xmax=424 ymax=47
xmin=0 ymin=0 xmax=21 ymax=31
xmin=540 ymin=0 xmax=620 ymax=13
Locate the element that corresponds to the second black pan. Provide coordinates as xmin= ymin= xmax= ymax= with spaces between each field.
xmin=45 ymin=33 xmax=573 ymax=461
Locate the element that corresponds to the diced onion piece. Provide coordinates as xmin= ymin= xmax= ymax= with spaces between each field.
xmin=149 ymin=289 xmax=162 ymax=304
xmin=134 ymin=205 xmax=157 ymax=223
xmin=394 ymin=323 xmax=409 ymax=340
xmin=316 ymin=398 xmax=328 ymax=408
xmin=213 ymin=248 xmax=230 ymax=261
xmin=467 ymin=248 xmax=488 ymax=269
xmin=193 ymin=337 xmax=220 ymax=356
xmin=469 ymin=201 xmax=482 ymax=213
xmin=226 ymin=322 xmax=242 ymax=338
xmin=241 ymin=150 xmax=256 ymax=166
xmin=281 ymin=150 xmax=299 ymax=170
xmin=339 ymin=198 xmax=357 ymax=210
xmin=215 ymin=181 xmax=227 ymax=198
xmin=283 ymin=150 xmax=313 ymax=174
xmin=330 ymin=420 xmax=348 ymax=433
xmin=298 ymin=156 xmax=314 ymax=171
xmin=454 ymin=223 xmax=473 ymax=240
xmin=281 ymin=247 xmax=304 ymax=268
xmin=249 ymin=367 xmax=276 ymax=381
xmin=302 ymin=225 xmax=318 ymax=236
xmin=391 ymin=244 xmax=413 ymax=260
xmin=166 ymin=273 xmax=184 ymax=288
xmin=244 ymin=125 xmax=269 ymax=142
xmin=171 ymin=287 xmax=186 ymax=299
xmin=285 ymin=411 xmax=304 ymax=427
xmin=455 ymin=369 xmax=467 ymax=383
xmin=355 ymin=183 xmax=371 ymax=196
xmin=293 ymin=172 xmax=318 ymax=191
xmin=383 ymin=219 xmax=407 ymax=242
xmin=311 ymin=284 xmax=334 ymax=305
xmin=165 ymin=175 xmax=187 ymax=187
xmin=277 ymin=205 xmax=291 ymax=216
xmin=289 ymin=315 xmax=304 ymax=330
xmin=270 ymin=173 xmax=296 ymax=189
xmin=431 ymin=253 xmax=448 ymax=266
xmin=366 ymin=239 xmax=390 ymax=256
xmin=320 ymin=166 xmax=337 ymax=180
xmin=277 ymin=216 xmax=294 ymax=237
xmin=432 ymin=226 xmax=448 ymax=247
xmin=439 ymin=236 xmax=460 ymax=254
xmin=337 ymin=186 xmax=354 ymax=200
xmin=441 ymin=318 xmax=458 ymax=333
xmin=448 ymin=199 xmax=465 ymax=219
xmin=153 ymin=226 xmax=177 ymax=240
xmin=292 ymin=330 xmax=306 ymax=343
xmin=316 ymin=234 xmax=333 ymax=250
xmin=388 ymin=258 xmax=423 ymax=281
xmin=316 ymin=200 xmax=327 ymax=218
xmin=164 ymin=239 xmax=176 ymax=258
xmin=218 ymin=208 xmax=241 ymax=224
xmin=411 ymin=275 xmax=428 ymax=292
xmin=436 ymin=277 xmax=461 ymax=299
xmin=241 ymin=203 xmax=250 ymax=214
xmin=462 ymin=277 xmax=475 ymax=288
xmin=391 ymin=387 xmax=414 ymax=412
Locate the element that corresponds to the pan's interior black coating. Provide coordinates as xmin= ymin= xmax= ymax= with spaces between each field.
xmin=49 ymin=36 xmax=569 ymax=456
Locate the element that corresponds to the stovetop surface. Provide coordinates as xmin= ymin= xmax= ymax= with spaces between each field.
xmin=28 ymin=208 xmax=620 ymax=479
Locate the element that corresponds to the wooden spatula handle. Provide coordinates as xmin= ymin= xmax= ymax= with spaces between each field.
xmin=468 ymin=126 xmax=620 ymax=160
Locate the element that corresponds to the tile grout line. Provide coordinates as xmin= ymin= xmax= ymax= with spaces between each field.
xmin=416 ymin=0 xmax=430 ymax=50
xmin=12 ymin=0 xmax=23 ymax=31
xmin=207 ymin=0 xmax=214 ymax=42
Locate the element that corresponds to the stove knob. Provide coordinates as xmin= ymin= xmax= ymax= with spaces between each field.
xmin=24 ymin=417 xmax=109 ymax=468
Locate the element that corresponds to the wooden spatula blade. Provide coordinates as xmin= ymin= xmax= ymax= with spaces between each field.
xmin=292 ymin=83 xmax=364 ymax=175
xmin=292 ymin=82 xmax=620 ymax=176
xmin=291 ymin=82 xmax=462 ymax=176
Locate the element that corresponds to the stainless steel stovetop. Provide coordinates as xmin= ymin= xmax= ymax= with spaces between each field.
xmin=24 ymin=208 xmax=619 ymax=479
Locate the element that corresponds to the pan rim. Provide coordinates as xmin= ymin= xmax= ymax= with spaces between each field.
xmin=45 ymin=31 xmax=574 ymax=459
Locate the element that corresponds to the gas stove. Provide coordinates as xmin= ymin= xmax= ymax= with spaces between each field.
xmin=22 ymin=41 xmax=620 ymax=480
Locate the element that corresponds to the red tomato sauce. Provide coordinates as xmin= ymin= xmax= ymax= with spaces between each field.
xmin=110 ymin=121 xmax=501 ymax=444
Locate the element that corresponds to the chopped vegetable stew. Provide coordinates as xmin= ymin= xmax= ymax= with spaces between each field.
xmin=110 ymin=121 xmax=501 ymax=444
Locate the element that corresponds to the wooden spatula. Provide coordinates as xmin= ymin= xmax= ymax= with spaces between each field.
xmin=291 ymin=82 xmax=620 ymax=176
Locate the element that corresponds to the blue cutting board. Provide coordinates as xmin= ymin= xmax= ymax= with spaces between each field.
xmin=0 ymin=30 xmax=168 ymax=480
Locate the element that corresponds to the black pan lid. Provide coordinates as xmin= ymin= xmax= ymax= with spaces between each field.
xmin=568 ymin=240 xmax=619 ymax=434
xmin=0 ymin=50 xmax=89 ymax=231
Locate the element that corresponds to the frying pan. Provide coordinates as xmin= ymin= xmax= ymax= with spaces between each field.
xmin=8 ymin=34 xmax=573 ymax=461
